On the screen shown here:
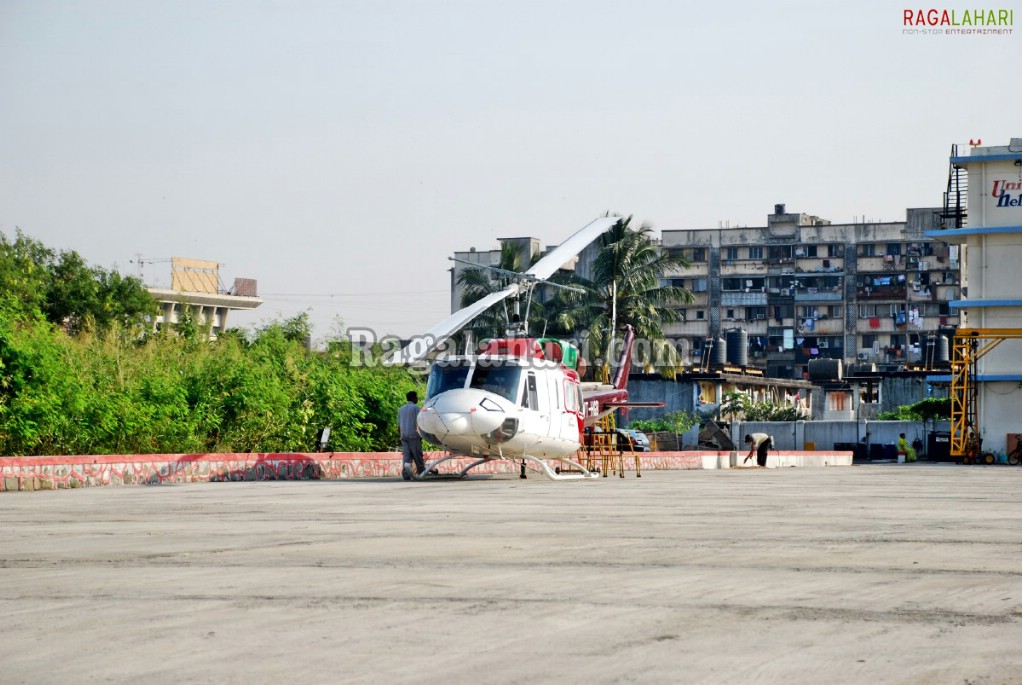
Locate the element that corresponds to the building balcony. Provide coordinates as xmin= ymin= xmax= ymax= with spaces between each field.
xmin=856 ymin=256 xmax=905 ymax=272
xmin=719 ymin=261 xmax=768 ymax=275
xmin=796 ymin=318 xmax=844 ymax=335
xmin=766 ymin=347 xmax=796 ymax=361
xmin=794 ymin=257 xmax=844 ymax=273
xmin=721 ymin=291 xmax=768 ymax=307
xmin=794 ymin=290 xmax=843 ymax=302
xmin=907 ymin=288 xmax=938 ymax=303
xmin=720 ymin=319 xmax=769 ymax=335
xmin=663 ymin=320 xmax=710 ymax=336
xmin=855 ymin=317 xmax=905 ymax=334
xmin=856 ymin=286 xmax=907 ymax=300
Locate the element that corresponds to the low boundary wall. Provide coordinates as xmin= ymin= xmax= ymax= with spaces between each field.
xmin=0 ymin=450 xmax=853 ymax=492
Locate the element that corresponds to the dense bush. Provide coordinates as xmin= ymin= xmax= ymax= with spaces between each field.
xmin=877 ymin=397 xmax=950 ymax=421
xmin=0 ymin=309 xmax=422 ymax=456
xmin=630 ymin=410 xmax=698 ymax=434
xmin=0 ymin=231 xmax=423 ymax=456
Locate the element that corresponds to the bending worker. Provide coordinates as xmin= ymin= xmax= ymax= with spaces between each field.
xmin=743 ymin=433 xmax=773 ymax=467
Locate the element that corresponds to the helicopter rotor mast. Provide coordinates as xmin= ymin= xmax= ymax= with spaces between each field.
xmin=386 ymin=216 xmax=620 ymax=366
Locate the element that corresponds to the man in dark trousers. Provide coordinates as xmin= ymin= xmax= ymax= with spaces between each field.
xmin=398 ymin=391 xmax=426 ymax=480
xmin=743 ymin=433 xmax=772 ymax=467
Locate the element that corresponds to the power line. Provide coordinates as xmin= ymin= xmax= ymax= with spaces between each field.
xmin=259 ymin=289 xmax=448 ymax=298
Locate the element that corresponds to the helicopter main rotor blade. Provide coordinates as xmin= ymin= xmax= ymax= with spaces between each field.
xmin=385 ymin=284 xmax=520 ymax=366
xmin=386 ymin=216 xmax=619 ymax=366
xmin=524 ymin=216 xmax=621 ymax=282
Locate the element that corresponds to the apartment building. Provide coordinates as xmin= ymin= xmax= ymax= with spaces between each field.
xmin=660 ymin=205 xmax=962 ymax=379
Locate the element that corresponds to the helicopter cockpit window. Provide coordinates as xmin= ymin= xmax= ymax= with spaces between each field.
xmin=468 ymin=364 xmax=523 ymax=403
xmin=425 ymin=363 xmax=470 ymax=400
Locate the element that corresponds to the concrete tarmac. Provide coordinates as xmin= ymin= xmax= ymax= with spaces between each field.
xmin=2 ymin=464 xmax=1020 ymax=684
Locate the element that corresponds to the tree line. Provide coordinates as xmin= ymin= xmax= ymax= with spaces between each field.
xmin=0 ymin=230 xmax=421 ymax=456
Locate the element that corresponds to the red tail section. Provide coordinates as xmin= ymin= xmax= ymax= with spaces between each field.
xmin=611 ymin=325 xmax=635 ymax=390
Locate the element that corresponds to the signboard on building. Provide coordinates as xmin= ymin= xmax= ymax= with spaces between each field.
xmin=170 ymin=257 xmax=220 ymax=294
xmin=971 ymin=157 xmax=1022 ymax=227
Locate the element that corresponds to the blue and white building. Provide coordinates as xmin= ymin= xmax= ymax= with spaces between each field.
xmin=927 ymin=138 xmax=1022 ymax=454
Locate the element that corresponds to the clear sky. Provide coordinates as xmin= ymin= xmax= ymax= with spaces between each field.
xmin=2 ymin=0 xmax=1019 ymax=341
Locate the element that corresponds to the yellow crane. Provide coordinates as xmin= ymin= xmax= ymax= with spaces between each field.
xmin=950 ymin=328 xmax=1022 ymax=463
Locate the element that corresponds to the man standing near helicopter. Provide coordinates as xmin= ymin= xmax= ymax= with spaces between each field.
xmin=398 ymin=391 xmax=426 ymax=480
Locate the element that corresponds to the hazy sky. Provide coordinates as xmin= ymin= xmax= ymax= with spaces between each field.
xmin=2 ymin=0 xmax=1020 ymax=340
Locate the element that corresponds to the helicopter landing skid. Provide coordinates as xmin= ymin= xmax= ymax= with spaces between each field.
xmin=414 ymin=453 xmax=598 ymax=481
xmin=412 ymin=454 xmax=486 ymax=480
xmin=523 ymin=455 xmax=599 ymax=480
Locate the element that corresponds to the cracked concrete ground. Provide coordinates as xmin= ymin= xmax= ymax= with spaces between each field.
xmin=1 ymin=464 xmax=1020 ymax=684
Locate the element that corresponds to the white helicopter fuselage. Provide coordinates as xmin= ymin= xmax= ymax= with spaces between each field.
xmin=417 ymin=355 xmax=584 ymax=460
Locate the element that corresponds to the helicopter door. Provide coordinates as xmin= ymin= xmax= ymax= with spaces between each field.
xmin=547 ymin=374 xmax=562 ymax=439
xmin=525 ymin=371 xmax=552 ymax=437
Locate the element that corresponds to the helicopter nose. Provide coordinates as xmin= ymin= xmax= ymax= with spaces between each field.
xmin=418 ymin=389 xmax=516 ymax=442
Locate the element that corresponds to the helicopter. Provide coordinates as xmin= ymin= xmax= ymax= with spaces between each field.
xmin=386 ymin=217 xmax=660 ymax=481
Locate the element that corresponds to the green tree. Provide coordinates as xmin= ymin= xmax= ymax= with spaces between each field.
xmin=0 ymin=229 xmax=157 ymax=335
xmin=0 ymin=229 xmax=56 ymax=316
xmin=877 ymin=397 xmax=950 ymax=421
xmin=549 ymin=216 xmax=693 ymax=375
xmin=720 ymin=391 xmax=748 ymax=422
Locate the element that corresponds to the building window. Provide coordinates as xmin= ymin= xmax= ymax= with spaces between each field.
xmin=692 ymin=278 xmax=708 ymax=293
xmin=695 ymin=310 xmax=705 ymax=320
xmin=725 ymin=247 xmax=739 ymax=261
xmin=828 ymin=244 xmax=843 ymax=258
xmin=828 ymin=392 xmax=847 ymax=411
xmin=860 ymin=244 xmax=877 ymax=257
xmin=692 ymin=248 xmax=706 ymax=262
xmin=886 ymin=243 xmax=902 ymax=256
xmin=806 ymin=245 xmax=818 ymax=257
xmin=749 ymin=246 xmax=763 ymax=259
xmin=726 ymin=309 xmax=736 ymax=320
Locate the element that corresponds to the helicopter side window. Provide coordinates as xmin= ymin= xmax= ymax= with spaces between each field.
xmin=469 ymin=364 xmax=523 ymax=403
xmin=563 ymin=380 xmax=578 ymax=412
xmin=425 ymin=363 xmax=470 ymax=400
xmin=523 ymin=373 xmax=539 ymax=409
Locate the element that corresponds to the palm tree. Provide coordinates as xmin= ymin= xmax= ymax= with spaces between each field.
xmin=548 ymin=215 xmax=693 ymax=376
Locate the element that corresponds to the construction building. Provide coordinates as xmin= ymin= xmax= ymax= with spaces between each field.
xmin=146 ymin=257 xmax=263 ymax=338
